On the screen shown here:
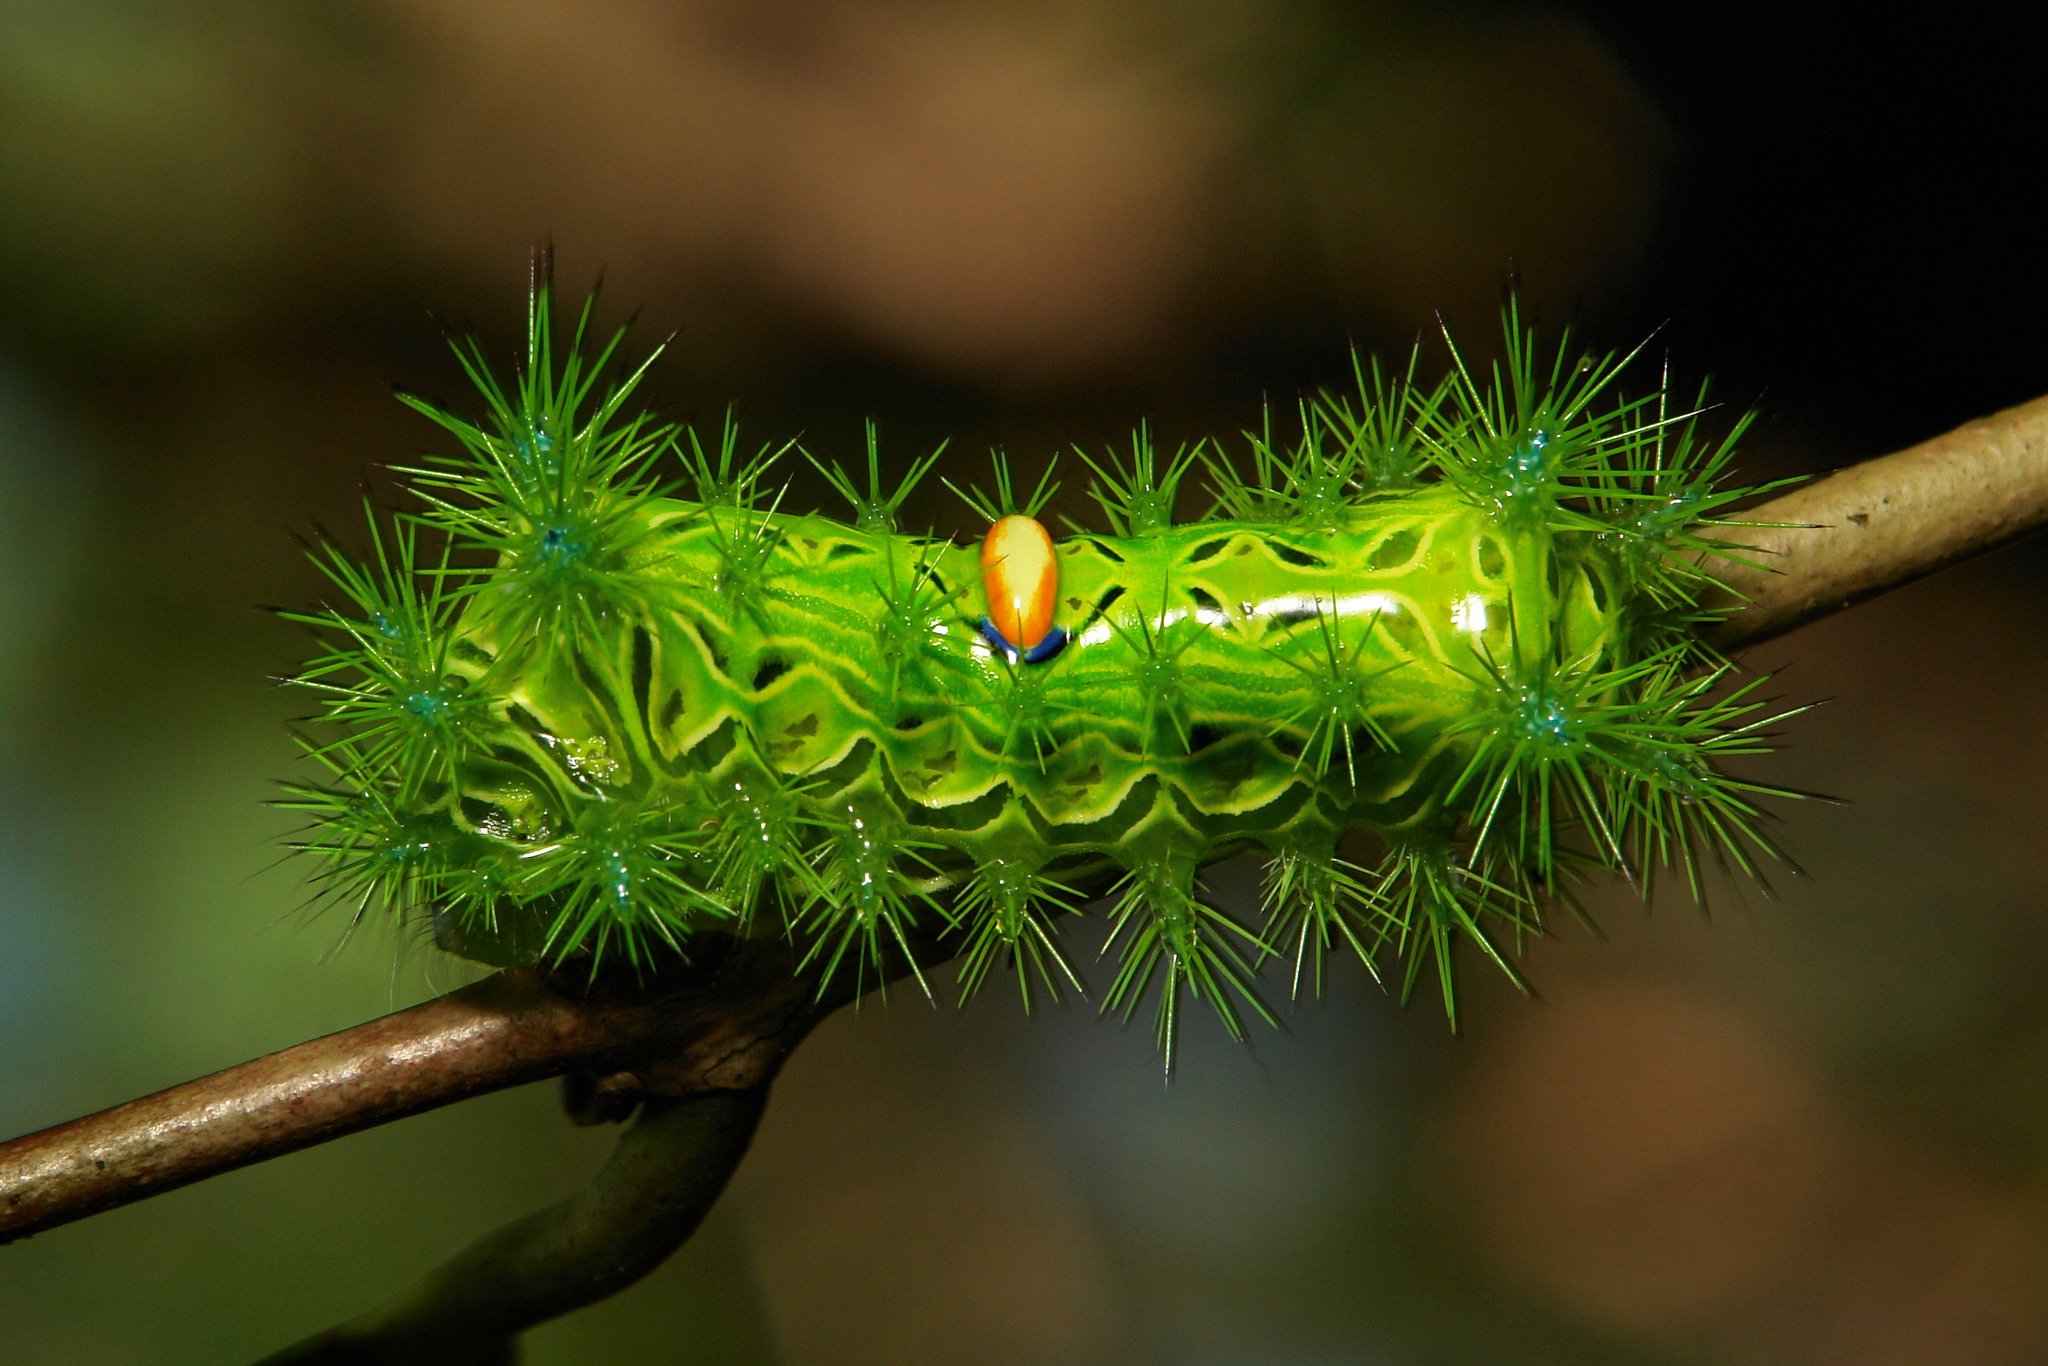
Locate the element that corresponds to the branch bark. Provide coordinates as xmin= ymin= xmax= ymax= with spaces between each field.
xmin=1704 ymin=392 xmax=2048 ymax=648
xmin=0 ymin=938 xmax=824 ymax=1245
xmin=259 ymin=1088 xmax=767 ymax=1364
xmin=4 ymin=390 xmax=2048 ymax=1351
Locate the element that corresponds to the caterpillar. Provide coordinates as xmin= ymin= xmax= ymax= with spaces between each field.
xmin=284 ymin=282 xmax=1801 ymax=1063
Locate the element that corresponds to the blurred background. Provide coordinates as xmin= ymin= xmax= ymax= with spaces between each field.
xmin=4 ymin=2 xmax=2047 ymax=1361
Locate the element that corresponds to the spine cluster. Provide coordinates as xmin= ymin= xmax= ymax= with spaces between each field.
xmin=285 ymin=284 xmax=1800 ymax=1064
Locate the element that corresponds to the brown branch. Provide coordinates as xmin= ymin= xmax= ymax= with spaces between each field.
xmin=1706 ymin=392 xmax=2048 ymax=649
xmin=0 ymin=937 xmax=825 ymax=1245
xmin=3 ymin=391 xmax=2048 ymax=1351
xmin=258 ymin=1087 xmax=767 ymax=1364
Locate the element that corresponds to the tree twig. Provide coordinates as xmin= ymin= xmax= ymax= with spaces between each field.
xmin=258 ymin=1088 xmax=767 ymax=1364
xmin=0 ymin=938 xmax=823 ymax=1245
xmin=1706 ymin=392 xmax=2048 ymax=648
xmin=4 ymin=392 xmax=2048 ymax=1352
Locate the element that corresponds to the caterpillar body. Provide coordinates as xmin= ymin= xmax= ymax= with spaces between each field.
xmin=286 ymin=285 xmax=1799 ymax=1060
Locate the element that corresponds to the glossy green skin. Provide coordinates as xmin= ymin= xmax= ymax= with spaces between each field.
xmin=430 ymin=484 xmax=1616 ymax=957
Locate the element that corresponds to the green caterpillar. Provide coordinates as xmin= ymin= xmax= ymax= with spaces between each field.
xmin=285 ymin=283 xmax=1799 ymax=1061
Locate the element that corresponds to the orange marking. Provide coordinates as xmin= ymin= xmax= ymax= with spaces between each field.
xmin=981 ymin=514 xmax=1058 ymax=651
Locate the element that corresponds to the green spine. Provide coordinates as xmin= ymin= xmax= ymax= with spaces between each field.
xmin=284 ymin=283 xmax=1801 ymax=1061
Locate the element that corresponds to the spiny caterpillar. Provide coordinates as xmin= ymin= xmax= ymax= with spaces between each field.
xmin=283 ymin=281 xmax=1801 ymax=1063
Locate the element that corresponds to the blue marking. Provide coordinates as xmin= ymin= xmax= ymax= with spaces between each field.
xmin=538 ymin=523 xmax=583 ymax=565
xmin=1023 ymin=626 xmax=1069 ymax=665
xmin=1518 ymin=687 xmax=1573 ymax=745
xmin=978 ymin=618 xmax=1069 ymax=666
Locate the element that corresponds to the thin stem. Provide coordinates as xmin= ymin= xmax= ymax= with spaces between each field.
xmin=1707 ymin=392 xmax=2048 ymax=649
xmin=259 ymin=1088 xmax=767 ymax=1364
xmin=0 ymin=939 xmax=820 ymax=1245
xmin=0 ymin=392 xmax=2046 ymax=1347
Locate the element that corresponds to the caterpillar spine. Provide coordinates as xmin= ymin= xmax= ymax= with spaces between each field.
xmin=283 ymin=282 xmax=1803 ymax=1065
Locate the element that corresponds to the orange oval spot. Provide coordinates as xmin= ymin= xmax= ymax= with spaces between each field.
xmin=981 ymin=514 xmax=1058 ymax=651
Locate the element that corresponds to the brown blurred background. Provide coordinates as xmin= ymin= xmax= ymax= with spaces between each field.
xmin=4 ymin=3 xmax=2047 ymax=1362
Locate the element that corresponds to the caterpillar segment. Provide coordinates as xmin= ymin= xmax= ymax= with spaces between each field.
xmin=285 ymin=285 xmax=1802 ymax=1064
